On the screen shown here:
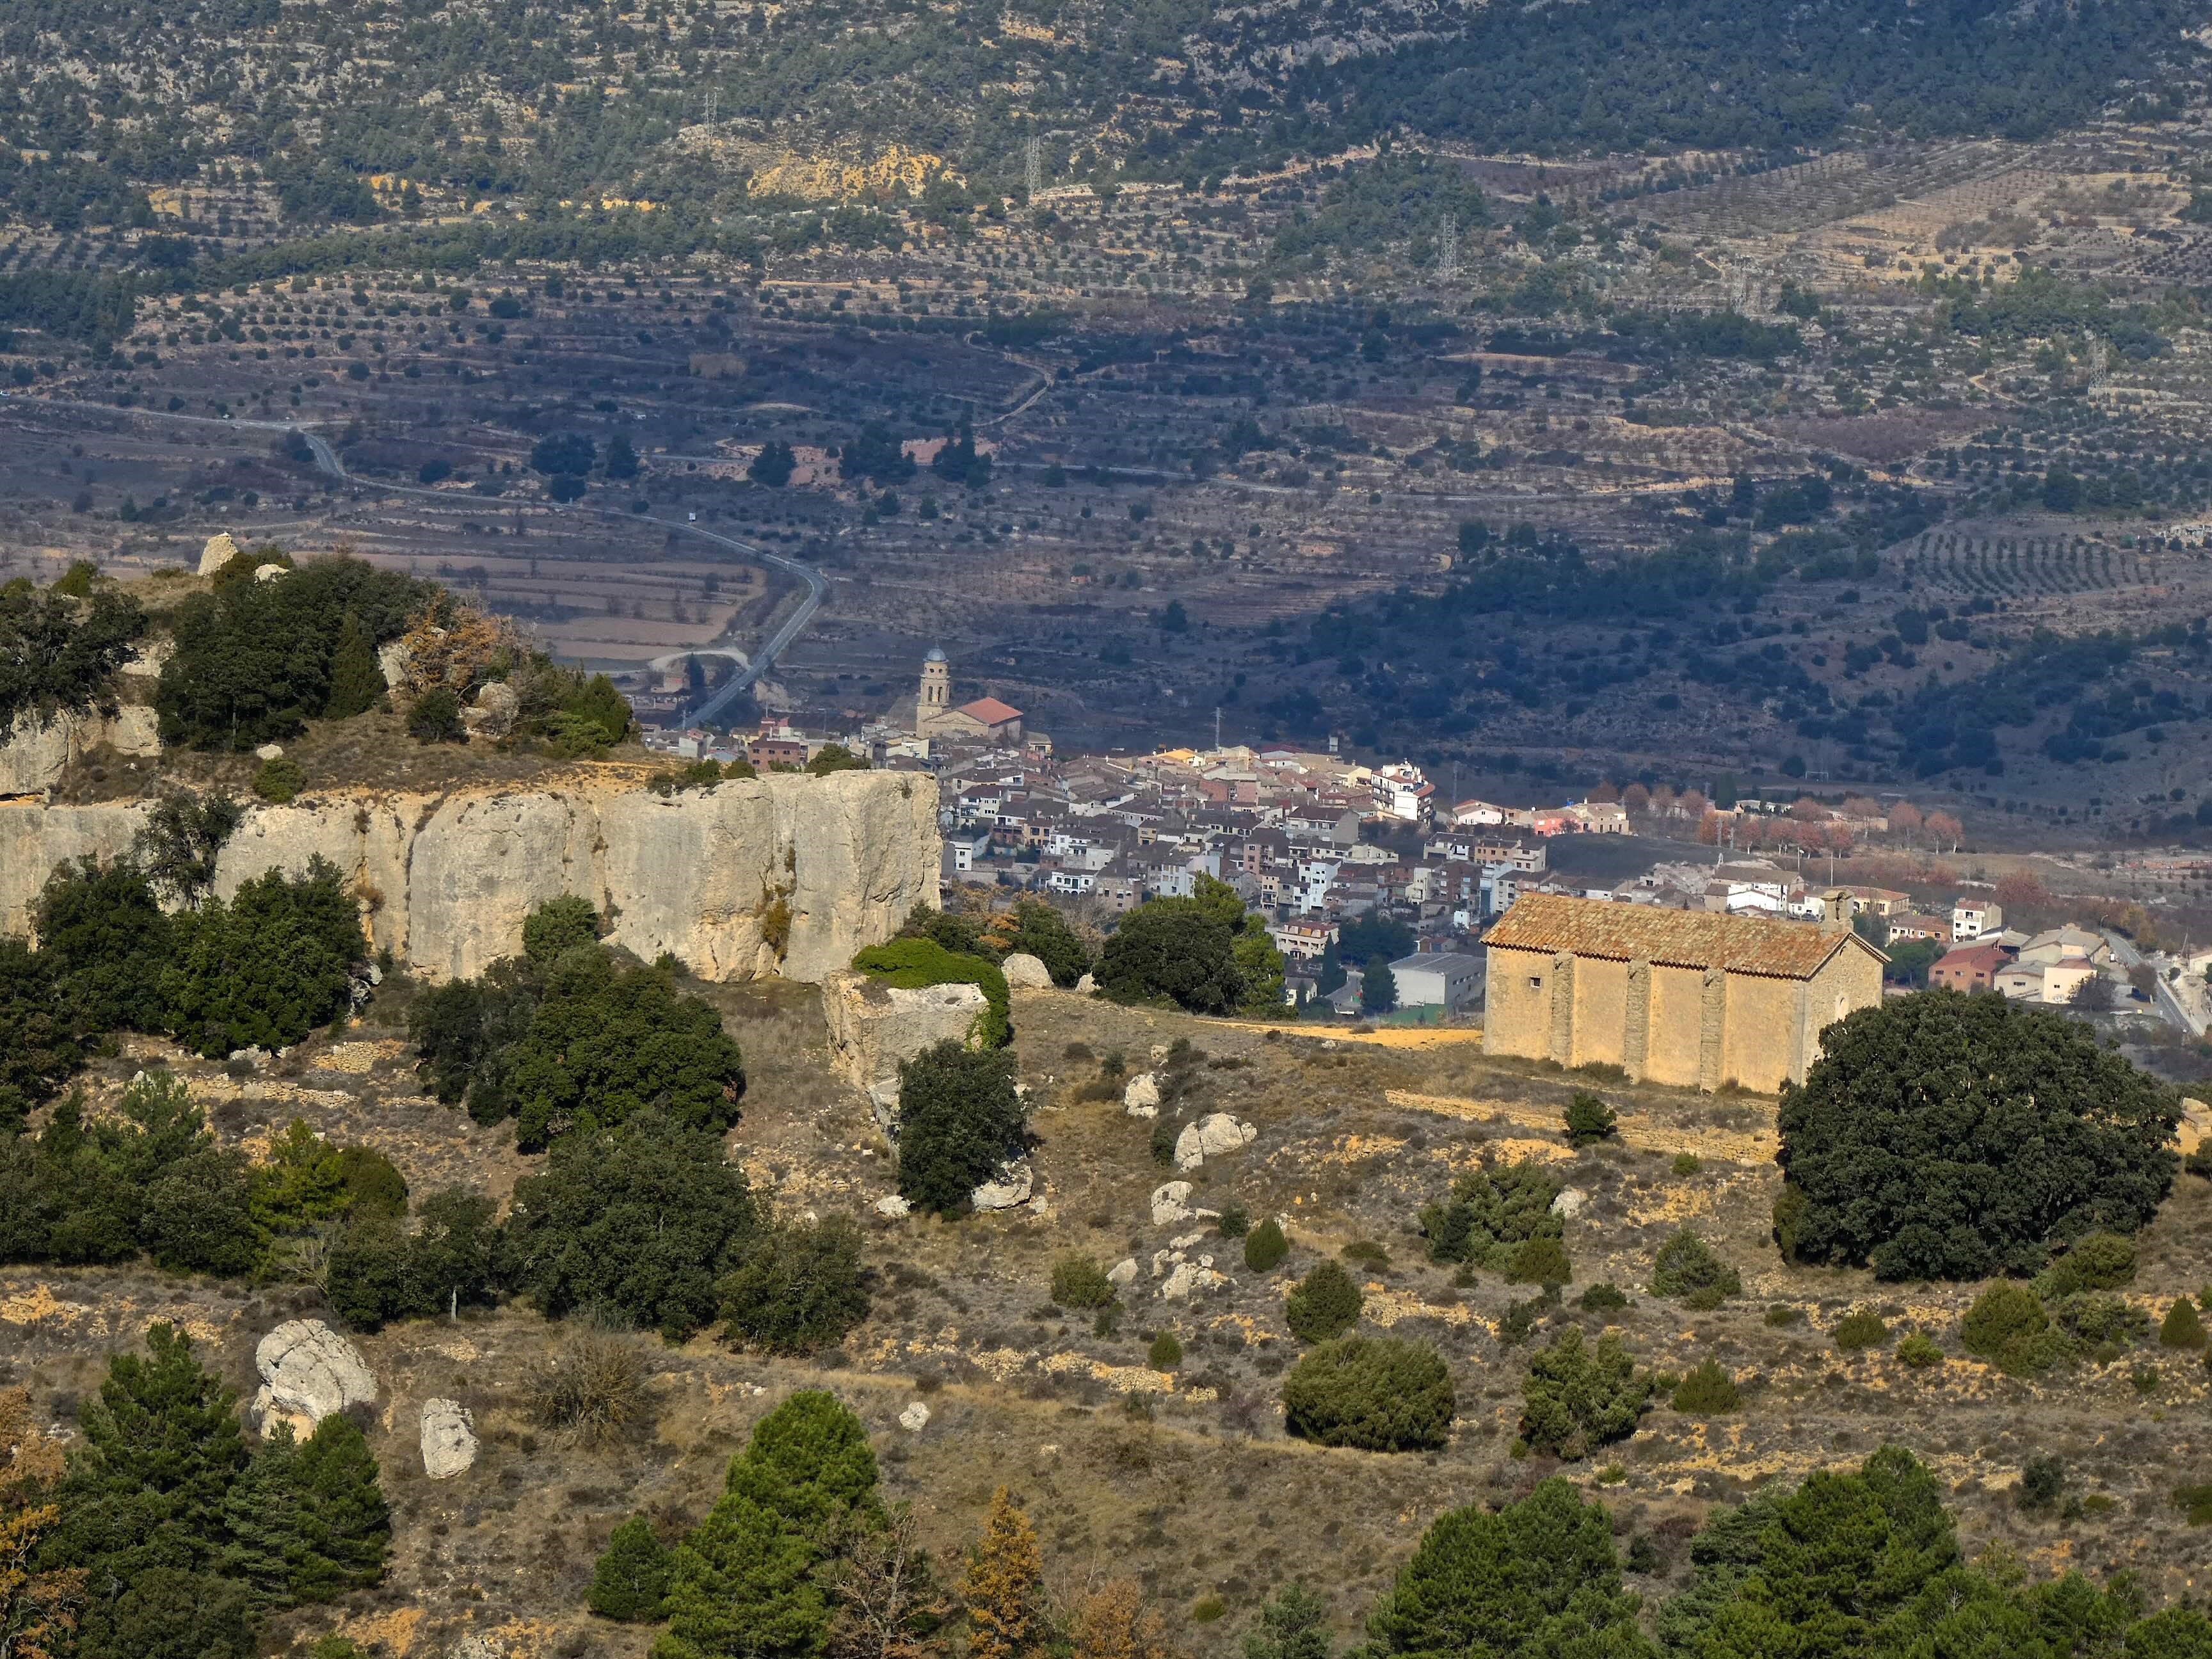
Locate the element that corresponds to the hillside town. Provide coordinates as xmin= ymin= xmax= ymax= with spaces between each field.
xmin=641 ymin=651 xmax=2212 ymax=1034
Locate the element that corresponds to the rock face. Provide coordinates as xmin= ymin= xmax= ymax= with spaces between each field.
xmin=197 ymin=531 xmax=241 ymax=575
xmin=821 ymin=968 xmax=988 ymax=1098
xmin=0 ymin=707 xmax=161 ymax=797
xmin=1174 ymin=1112 xmax=1258 ymax=1171
xmin=419 ymin=1399 xmax=479 ymax=1479
xmin=1 ymin=770 xmax=939 ymax=984
xmin=1000 ymin=952 xmax=1052 ymax=989
xmin=253 ymin=1319 xmax=376 ymax=1439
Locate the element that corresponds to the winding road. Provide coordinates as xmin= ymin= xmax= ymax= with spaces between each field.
xmin=10 ymin=394 xmax=826 ymax=727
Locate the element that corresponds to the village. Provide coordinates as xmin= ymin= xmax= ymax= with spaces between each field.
xmin=637 ymin=647 xmax=2212 ymax=1059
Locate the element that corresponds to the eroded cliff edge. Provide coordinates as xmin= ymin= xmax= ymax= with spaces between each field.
xmin=0 ymin=769 xmax=942 ymax=983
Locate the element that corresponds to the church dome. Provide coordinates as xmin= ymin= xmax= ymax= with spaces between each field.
xmin=925 ymin=646 xmax=947 ymax=662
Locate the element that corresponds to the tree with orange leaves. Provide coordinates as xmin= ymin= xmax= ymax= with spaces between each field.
xmin=961 ymin=1489 xmax=1048 ymax=1659
xmin=0 ymin=1387 xmax=84 ymax=1659
xmin=1071 ymin=1579 xmax=1178 ymax=1659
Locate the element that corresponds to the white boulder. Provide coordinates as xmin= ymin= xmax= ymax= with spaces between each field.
xmin=196 ymin=531 xmax=241 ymax=575
xmin=1150 ymin=1180 xmax=1196 ymax=1225
xmin=1160 ymin=1261 xmax=1227 ymax=1300
xmin=1107 ymin=1257 xmax=1139 ymax=1287
xmin=376 ymin=638 xmax=411 ymax=689
xmin=1551 ymin=1187 xmax=1589 ymax=1220
xmin=1123 ymin=1073 xmax=1161 ymax=1118
xmin=253 ymin=1319 xmax=376 ymax=1439
xmin=1174 ymin=1112 xmax=1257 ymax=1171
xmin=1075 ymin=972 xmax=1096 ymax=995
xmin=899 ymin=1401 xmax=931 ymax=1432
xmin=419 ymin=1399 xmax=478 ymax=1479
xmin=252 ymin=561 xmax=289 ymax=583
xmin=970 ymin=1160 xmax=1034 ymax=1210
xmin=874 ymin=1194 xmax=913 ymax=1219
xmin=1001 ymin=952 xmax=1052 ymax=989
xmin=253 ymin=742 xmax=285 ymax=762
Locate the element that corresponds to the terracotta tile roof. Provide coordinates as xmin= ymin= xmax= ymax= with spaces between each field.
xmin=1482 ymin=892 xmax=1882 ymax=979
xmin=958 ymin=696 xmax=1024 ymax=723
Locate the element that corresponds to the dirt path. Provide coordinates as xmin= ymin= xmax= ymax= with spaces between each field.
xmin=1383 ymin=1088 xmax=1781 ymax=1166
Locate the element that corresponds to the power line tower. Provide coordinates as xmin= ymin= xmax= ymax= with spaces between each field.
xmin=703 ymin=88 xmax=718 ymax=134
xmin=1024 ymin=136 xmax=1043 ymax=202
xmin=1435 ymin=211 xmax=1460 ymax=285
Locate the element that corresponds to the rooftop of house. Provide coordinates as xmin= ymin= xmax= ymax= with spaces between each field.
xmin=1484 ymin=891 xmax=1884 ymax=979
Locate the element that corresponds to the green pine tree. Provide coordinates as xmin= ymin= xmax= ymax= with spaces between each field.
xmin=52 ymin=1321 xmax=251 ymax=1582
xmin=725 ymin=1389 xmax=883 ymax=1538
xmin=657 ymin=1490 xmax=829 ymax=1659
xmin=220 ymin=1412 xmax=389 ymax=1608
xmin=323 ymin=611 xmax=386 ymax=719
xmin=220 ymin=1422 xmax=310 ymax=1608
xmin=589 ymin=1514 xmax=673 ymax=1621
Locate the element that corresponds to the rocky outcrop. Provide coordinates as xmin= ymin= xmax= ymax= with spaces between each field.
xmin=253 ymin=1319 xmax=377 ymax=1439
xmin=1000 ymin=952 xmax=1052 ymax=989
xmin=1174 ymin=1112 xmax=1258 ymax=1171
xmin=0 ymin=707 xmax=160 ymax=797
xmin=1123 ymin=1073 xmax=1161 ymax=1118
xmin=821 ymin=968 xmax=988 ymax=1097
xmin=420 ymin=1399 xmax=479 ymax=1479
xmin=0 ymin=770 xmax=939 ymax=985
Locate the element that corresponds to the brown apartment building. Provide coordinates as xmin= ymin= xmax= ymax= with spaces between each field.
xmin=1482 ymin=892 xmax=1886 ymax=1092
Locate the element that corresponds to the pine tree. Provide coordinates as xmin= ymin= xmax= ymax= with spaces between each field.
xmin=726 ymin=1391 xmax=883 ymax=1538
xmin=218 ymin=1424 xmax=309 ymax=1610
xmin=1073 ymin=1579 xmax=1175 ymax=1659
xmin=2161 ymin=1297 xmax=2208 ymax=1351
xmin=220 ymin=1413 xmax=389 ymax=1609
xmin=1243 ymin=1584 xmax=1333 ymax=1659
xmin=657 ymin=1490 xmax=828 ymax=1659
xmin=588 ymin=1514 xmax=672 ymax=1621
xmin=51 ymin=1322 xmax=250 ymax=1582
xmin=963 ymin=1488 xmax=1048 ymax=1659
xmin=322 ymin=611 xmax=385 ymax=720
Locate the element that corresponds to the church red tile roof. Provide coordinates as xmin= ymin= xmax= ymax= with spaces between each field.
xmin=1483 ymin=892 xmax=1882 ymax=980
xmin=958 ymin=696 xmax=1023 ymax=723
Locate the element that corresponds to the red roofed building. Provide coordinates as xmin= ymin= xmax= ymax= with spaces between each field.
xmin=1928 ymin=942 xmax=2008 ymax=993
xmin=912 ymin=648 xmax=1025 ymax=742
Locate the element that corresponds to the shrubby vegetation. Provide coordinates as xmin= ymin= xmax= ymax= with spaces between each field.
xmin=1777 ymin=991 xmax=2179 ymax=1279
xmin=409 ymin=899 xmax=745 ymax=1150
xmin=1281 ymin=1336 xmax=1454 ymax=1451
xmin=1284 ymin=1259 xmax=1363 ymax=1343
xmin=1519 ymin=1327 xmax=1651 ymax=1459
xmin=854 ymin=936 xmax=1012 ymax=1049
xmin=1095 ymin=875 xmax=1285 ymax=1016
xmin=1420 ymin=1158 xmax=1565 ymax=1271
xmin=893 ymin=1041 xmax=1027 ymax=1217
xmin=0 ymin=575 xmax=145 ymax=731
xmin=1649 ymin=1231 xmax=1742 ymax=1310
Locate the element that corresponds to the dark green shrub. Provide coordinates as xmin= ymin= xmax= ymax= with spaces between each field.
xmin=160 ymin=857 xmax=364 ymax=1057
xmin=997 ymin=897 xmax=1091 ymax=988
xmin=2033 ymin=1231 xmax=2138 ymax=1300
xmin=1341 ymin=1238 xmax=1391 ymax=1268
xmin=2160 ymin=1297 xmax=2208 ymax=1350
xmin=1898 ymin=1333 xmax=1944 ymax=1368
xmin=1564 ymin=1090 xmax=1617 ymax=1148
xmin=2019 ymin=1455 xmax=2066 ymax=1514
xmin=522 ymin=895 xmax=602 ymax=963
xmin=1507 ymin=1234 xmax=1573 ymax=1288
xmin=0 ymin=938 xmax=84 ymax=1127
xmin=1420 ymin=1158 xmax=1563 ymax=1270
xmin=1215 ymin=1203 xmax=1251 ymax=1239
xmin=1960 ymin=1283 xmax=2067 ymax=1377
xmin=1765 ymin=1304 xmax=1804 ymax=1327
xmin=1650 ymin=1231 xmax=1741 ymax=1309
xmin=1519 ymin=1328 xmax=1650 ymax=1459
xmin=1050 ymin=1254 xmax=1118 ymax=1311
xmin=894 ymin=1041 xmax=1025 ymax=1217
xmin=588 ymin=1514 xmax=671 ymax=1621
xmin=1833 ymin=1310 xmax=1889 ymax=1352
xmin=854 ymin=936 xmax=1011 ymax=1047
xmin=251 ymin=758 xmax=305 ymax=804
xmin=1148 ymin=1331 xmax=1183 ymax=1370
xmin=1672 ymin=1151 xmax=1701 ymax=1176
xmin=1776 ymin=991 xmax=2179 ymax=1280
xmin=1244 ymin=1215 xmax=1289 ymax=1272
xmin=2177 ymin=1484 xmax=2212 ymax=1526
xmin=1281 ymin=1336 xmax=1454 ymax=1451
xmin=1669 ymin=1359 xmax=1740 ymax=1414
xmin=1093 ymin=879 xmax=1269 ymax=1014
xmin=2052 ymin=1292 xmax=2148 ymax=1352
xmin=35 ymin=856 xmax=172 ymax=1036
xmin=1577 ymin=1282 xmax=1630 ymax=1313
xmin=407 ymin=686 xmax=465 ymax=743
xmin=1285 ymin=1259 xmax=1363 ymax=1343
xmin=719 ymin=1215 xmax=870 ymax=1355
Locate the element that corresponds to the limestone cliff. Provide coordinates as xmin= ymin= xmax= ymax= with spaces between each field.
xmin=0 ymin=707 xmax=161 ymax=797
xmin=0 ymin=770 xmax=940 ymax=984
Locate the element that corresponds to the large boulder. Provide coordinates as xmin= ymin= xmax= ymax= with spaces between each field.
xmin=1000 ymin=952 xmax=1053 ymax=989
xmin=197 ymin=531 xmax=241 ymax=575
xmin=1151 ymin=1180 xmax=1198 ymax=1226
xmin=420 ymin=1399 xmax=479 ymax=1479
xmin=462 ymin=681 xmax=520 ymax=740
xmin=970 ymin=1160 xmax=1034 ymax=1211
xmin=1174 ymin=1112 xmax=1258 ymax=1171
xmin=1123 ymin=1073 xmax=1161 ymax=1118
xmin=821 ymin=968 xmax=989 ymax=1101
xmin=253 ymin=1319 xmax=376 ymax=1439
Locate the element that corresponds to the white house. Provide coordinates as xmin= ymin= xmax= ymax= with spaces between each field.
xmin=1388 ymin=952 xmax=1485 ymax=1012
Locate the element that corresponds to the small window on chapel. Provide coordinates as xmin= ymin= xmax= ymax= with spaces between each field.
xmin=1529 ymin=976 xmax=1543 ymax=990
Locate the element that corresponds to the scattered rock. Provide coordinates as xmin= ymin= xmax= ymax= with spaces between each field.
xmin=1150 ymin=1180 xmax=1196 ymax=1225
xmin=419 ymin=1399 xmax=478 ymax=1479
xmin=227 ymin=1046 xmax=270 ymax=1069
xmin=1174 ymin=1112 xmax=1258 ymax=1171
xmin=1123 ymin=1073 xmax=1161 ymax=1118
xmin=867 ymin=1078 xmax=902 ymax=1132
xmin=1107 ymin=1258 xmax=1139 ymax=1287
xmin=196 ymin=531 xmax=241 ymax=576
xmin=970 ymin=1160 xmax=1034 ymax=1211
xmin=1150 ymin=1043 xmax=1170 ymax=1062
xmin=447 ymin=1639 xmax=501 ymax=1659
xmin=253 ymin=1319 xmax=376 ymax=1439
xmin=252 ymin=561 xmax=289 ymax=584
xmin=899 ymin=1401 xmax=931 ymax=1432
xmin=1074 ymin=972 xmax=1096 ymax=995
xmin=1000 ymin=952 xmax=1052 ymax=989
xmin=1160 ymin=1261 xmax=1228 ymax=1300
xmin=253 ymin=742 xmax=284 ymax=762
xmin=1170 ymin=1230 xmax=1208 ymax=1251
xmin=462 ymin=680 xmax=520 ymax=740
xmin=874 ymin=1194 xmax=913 ymax=1219
xmin=376 ymin=638 xmax=411 ymax=689
xmin=1551 ymin=1187 xmax=1589 ymax=1220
